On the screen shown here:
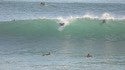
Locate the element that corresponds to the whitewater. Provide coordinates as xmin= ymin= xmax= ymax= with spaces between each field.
xmin=0 ymin=1 xmax=125 ymax=70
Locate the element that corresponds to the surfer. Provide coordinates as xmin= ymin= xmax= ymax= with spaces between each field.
xmin=102 ymin=19 xmax=106 ymax=23
xmin=86 ymin=54 xmax=92 ymax=58
xmin=40 ymin=2 xmax=45 ymax=6
xmin=43 ymin=52 xmax=50 ymax=56
xmin=59 ymin=22 xmax=65 ymax=26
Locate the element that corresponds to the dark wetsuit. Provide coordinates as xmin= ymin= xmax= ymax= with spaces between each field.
xmin=59 ymin=23 xmax=65 ymax=26
xmin=87 ymin=54 xmax=92 ymax=58
xmin=40 ymin=2 xmax=45 ymax=5
xmin=102 ymin=19 xmax=106 ymax=23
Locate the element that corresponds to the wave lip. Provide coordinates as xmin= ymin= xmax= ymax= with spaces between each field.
xmin=0 ymin=12 xmax=125 ymax=22
xmin=36 ymin=13 xmax=125 ymax=21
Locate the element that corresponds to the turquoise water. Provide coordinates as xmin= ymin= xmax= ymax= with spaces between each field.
xmin=0 ymin=1 xmax=125 ymax=70
xmin=0 ymin=19 xmax=125 ymax=40
xmin=0 ymin=19 xmax=125 ymax=70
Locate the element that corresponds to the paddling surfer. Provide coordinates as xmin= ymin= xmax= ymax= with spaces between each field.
xmin=40 ymin=2 xmax=45 ymax=6
xmin=86 ymin=54 xmax=92 ymax=58
xmin=43 ymin=52 xmax=50 ymax=56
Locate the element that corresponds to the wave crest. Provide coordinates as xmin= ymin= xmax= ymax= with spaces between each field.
xmin=101 ymin=13 xmax=115 ymax=20
xmin=1 ymin=13 xmax=125 ymax=22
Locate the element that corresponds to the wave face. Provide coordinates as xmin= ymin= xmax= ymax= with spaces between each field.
xmin=0 ymin=18 xmax=125 ymax=42
xmin=0 ymin=19 xmax=125 ymax=70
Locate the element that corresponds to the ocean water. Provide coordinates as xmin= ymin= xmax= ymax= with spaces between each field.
xmin=0 ymin=1 xmax=125 ymax=70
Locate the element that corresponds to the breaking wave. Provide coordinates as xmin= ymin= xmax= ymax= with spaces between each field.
xmin=0 ymin=16 xmax=125 ymax=42
xmin=1 ymin=12 xmax=125 ymax=22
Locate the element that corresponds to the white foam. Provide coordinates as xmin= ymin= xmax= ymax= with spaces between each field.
xmin=82 ymin=13 xmax=98 ymax=19
xmin=122 ymin=16 xmax=125 ymax=20
xmin=101 ymin=13 xmax=115 ymax=20
xmin=1 ymin=12 xmax=125 ymax=22
xmin=57 ymin=17 xmax=73 ymax=31
xmin=57 ymin=17 xmax=74 ymax=26
xmin=58 ymin=26 xmax=65 ymax=31
xmin=56 ymin=13 xmax=115 ymax=22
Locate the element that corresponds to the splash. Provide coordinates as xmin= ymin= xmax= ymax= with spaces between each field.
xmin=57 ymin=17 xmax=74 ymax=31
xmin=101 ymin=13 xmax=115 ymax=20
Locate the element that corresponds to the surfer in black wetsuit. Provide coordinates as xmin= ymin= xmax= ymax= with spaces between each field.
xmin=59 ymin=22 xmax=65 ymax=26
xmin=86 ymin=54 xmax=92 ymax=58
xmin=43 ymin=52 xmax=50 ymax=56
xmin=102 ymin=19 xmax=106 ymax=23
xmin=40 ymin=2 xmax=45 ymax=6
